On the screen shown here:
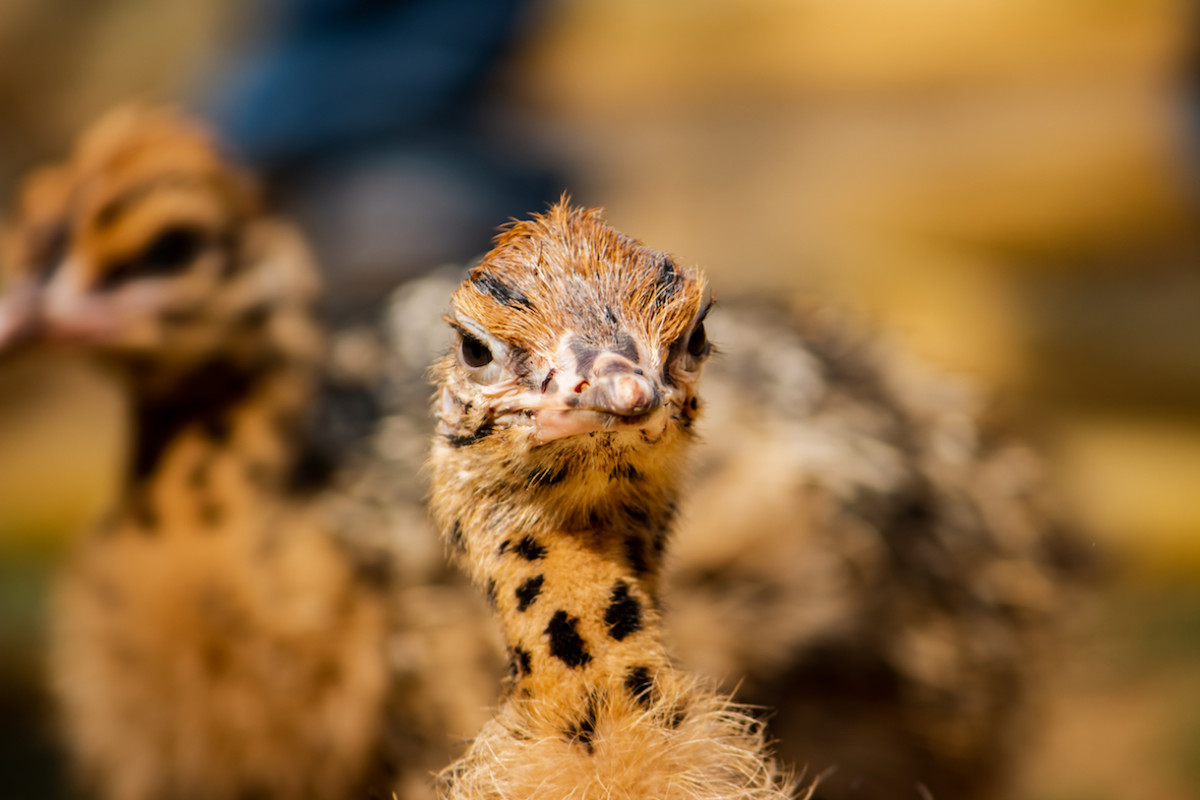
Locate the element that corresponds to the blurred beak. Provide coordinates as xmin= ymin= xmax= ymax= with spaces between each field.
xmin=533 ymin=348 xmax=666 ymax=444
xmin=0 ymin=262 xmax=122 ymax=359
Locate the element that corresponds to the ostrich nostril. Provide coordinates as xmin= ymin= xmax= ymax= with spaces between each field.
xmin=606 ymin=373 xmax=660 ymax=416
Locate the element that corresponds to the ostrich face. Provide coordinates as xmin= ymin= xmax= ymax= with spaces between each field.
xmin=0 ymin=107 xmax=309 ymax=369
xmin=434 ymin=202 xmax=711 ymax=483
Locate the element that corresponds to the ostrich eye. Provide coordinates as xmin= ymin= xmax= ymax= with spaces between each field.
xmin=140 ymin=226 xmax=208 ymax=273
xmin=461 ymin=333 xmax=494 ymax=368
xmin=96 ymin=225 xmax=211 ymax=291
xmin=686 ymin=323 xmax=708 ymax=358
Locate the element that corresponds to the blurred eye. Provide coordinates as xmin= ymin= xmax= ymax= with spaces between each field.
xmin=96 ymin=225 xmax=210 ymax=291
xmin=140 ymin=226 xmax=207 ymax=273
xmin=686 ymin=322 xmax=708 ymax=358
xmin=461 ymin=333 xmax=494 ymax=367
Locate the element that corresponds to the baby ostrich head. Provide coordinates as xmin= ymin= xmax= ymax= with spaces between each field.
xmin=0 ymin=106 xmax=319 ymax=391
xmin=431 ymin=201 xmax=712 ymax=590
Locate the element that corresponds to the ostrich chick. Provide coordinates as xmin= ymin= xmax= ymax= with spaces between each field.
xmin=428 ymin=201 xmax=793 ymax=800
xmin=0 ymin=108 xmax=389 ymax=800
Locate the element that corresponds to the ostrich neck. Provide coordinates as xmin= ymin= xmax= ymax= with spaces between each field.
xmin=449 ymin=462 xmax=684 ymax=739
xmin=112 ymin=349 xmax=318 ymax=536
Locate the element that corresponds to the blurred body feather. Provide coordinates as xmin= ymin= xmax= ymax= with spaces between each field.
xmin=0 ymin=108 xmax=441 ymax=800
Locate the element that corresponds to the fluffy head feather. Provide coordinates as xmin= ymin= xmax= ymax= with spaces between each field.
xmin=449 ymin=202 xmax=705 ymax=354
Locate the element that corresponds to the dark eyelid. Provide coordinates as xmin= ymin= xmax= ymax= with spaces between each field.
xmin=445 ymin=319 xmax=471 ymax=339
xmin=446 ymin=319 xmax=527 ymax=358
xmin=696 ymin=298 xmax=714 ymax=325
xmin=445 ymin=318 xmax=490 ymax=343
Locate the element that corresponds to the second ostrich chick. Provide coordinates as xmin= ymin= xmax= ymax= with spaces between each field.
xmin=0 ymin=108 xmax=389 ymax=800
xmin=428 ymin=201 xmax=793 ymax=800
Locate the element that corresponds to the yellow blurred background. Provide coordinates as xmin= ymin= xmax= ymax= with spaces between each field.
xmin=0 ymin=1 xmax=1197 ymax=798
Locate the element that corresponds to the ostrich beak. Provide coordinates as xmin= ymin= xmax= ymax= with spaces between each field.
xmin=533 ymin=349 xmax=666 ymax=444
xmin=0 ymin=263 xmax=126 ymax=358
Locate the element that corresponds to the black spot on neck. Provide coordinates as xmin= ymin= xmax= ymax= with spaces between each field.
xmin=515 ymin=574 xmax=545 ymax=612
xmin=510 ymin=645 xmax=532 ymax=678
xmin=450 ymin=520 xmax=466 ymax=552
xmin=485 ymin=578 xmax=497 ymax=609
xmin=651 ymin=502 xmax=677 ymax=556
xmin=652 ymin=526 xmax=670 ymax=557
xmin=546 ymin=610 xmax=591 ymax=668
xmin=625 ymin=666 xmax=654 ymax=709
xmin=472 ymin=272 xmax=534 ymax=310
xmin=624 ymin=535 xmax=650 ymax=577
xmin=130 ymin=358 xmax=260 ymax=485
xmin=513 ymin=536 xmax=547 ymax=561
xmin=604 ymin=582 xmax=643 ymax=641
xmin=622 ymin=503 xmax=652 ymax=528
xmin=566 ymin=696 xmax=598 ymax=754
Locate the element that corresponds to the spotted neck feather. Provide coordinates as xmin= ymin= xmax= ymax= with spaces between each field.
xmin=430 ymin=428 xmax=685 ymax=738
